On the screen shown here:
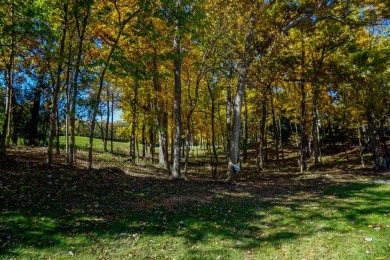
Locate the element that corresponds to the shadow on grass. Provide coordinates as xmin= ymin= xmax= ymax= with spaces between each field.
xmin=1 ymin=147 xmax=389 ymax=258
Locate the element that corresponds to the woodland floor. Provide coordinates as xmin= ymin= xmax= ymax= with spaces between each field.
xmin=1 ymin=147 xmax=390 ymax=259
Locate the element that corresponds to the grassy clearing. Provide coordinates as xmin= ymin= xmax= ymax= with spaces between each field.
xmin=1 ymin=148 xmax=390 ymax=259
xmin=58 ymin=136 xmax=130 ymax=154
xmin=57 ymin=136 xmax=216 ymax=158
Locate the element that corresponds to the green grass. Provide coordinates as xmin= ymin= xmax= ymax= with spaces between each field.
xmin=58 ymin=136 xmax=131 ymax=154
xmin=58 ymin=136 xmax=223 ymax=159
xmin=2 ymin=154 xmax=390 ymax=259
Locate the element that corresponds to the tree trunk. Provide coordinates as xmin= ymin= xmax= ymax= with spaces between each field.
xmin=172 ymin=4 xmax=182 ymax=179
xmin=312 ymin=84 xmax=320 ymax=167
xmin=226 ymin=84 xmax=232 ymax=158
xmin=300 ymin=80 xmax=308 ymax=172
xmin=149 ymin=124 xmax=155 ymax=163
xmin=379 ymin=119 xmax=388 ymax=170
xmin=104 ymin=89 xmax=110 ymax=153
xmin=47 ymin=2 xmax=68 ymax=164
xmin=111 ymin=92 xmax=114 ymax=154
xmin=130 ymin=83 xmax=138 ymax=164
xmin=243 ymin=93 xmax=248 ymax=163
xmin=70 ymin=4 xmax=91 ymax=167
xmin=367 ymin=112 xmax=380 ymax=171
xmin=65 ymin=30 xmax=72 ymax=163
xmin=208 ymin=82 xmax=218 ymax=179
xmin=142 ymin=123 xmax=146 ymax=158
xmin=0 ymin=0 xmax=15 ymax=155
xmin=358 ymin=125 xmax=365 ymax=167
xmin=152 ymin=48 xmax=170 ymax=172
xmin=257 ymin=95 xmax=267 ymax=171
xmin=56 ymin=109 xmax=60 ymax=155
xmin=184 ymin=118 xmax=191 ymax=178
xmin=228 ymin=12 xmax=255 ymax=182
xmin=28 ymin=75 xmax=43 ymax=146
xmin=278 ymin=118 xmax=285 ymax=162
xmin=269 ymin=84 xmax=280 ymax=171
xmin=299 ymin=36 xmax=309 ymax=172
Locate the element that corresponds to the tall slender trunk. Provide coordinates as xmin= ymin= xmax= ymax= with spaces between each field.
xmin=367 ymin=112 xmax=380 ymax=171
xmin=184 ymin=118 xmax=191 ymax=178
xmin=152 ymin=48 xmax=170 ymax=172
xmin=299 ymin=35 xmax=308 ymax=172
xmin=269 ymin=84 xmax=280 ymax=171
xmin=170 ymin=118 xmax=174 ymax=164
xmin=226 ymin=84 xmax=232 ymax=158
xmin=28 ymin=74 xmax=44 ymax=146
xmin=208 ymin=82 xmax=218 ymax=179
xmin=47 ymin=83 xmax=56 ymax=164
xmin=65 ymin=33 xmax=72 ymax=163
xmin=56 ymin=110 xmax=60 ymax=155
xmin=312 ymin=85 xmax=320 ymax=167
xmin=358 ymin=124 xmax=365 ymax=167
xmin=257 ymin=94 xmax=267 ymax=171
xmin=47 ymin=2 xmax=68 ymax=164
xmin=217 ymin=103 xmax=226 ymax=152
xmin=0 ymin=0 xmax=15 ymax=155
xmin=104 ymin=89 xmax=110 ymax=153
xmin=278 ymin=118 xmax=285 ymax=162
xmin=172 ymin=2 xmax=182 ymax=179
xmin=141 ymin=123 xmax=146 ymax=158
xmin=243 ymin=93 xmax=248 ymax=163
xmin=149 ymin=124 xmax=155 ymax=163
xmin=70 ymin=3 xmax=91 ymax=167
xmin=130 ymin=83 xmax=138 ymax=164
xmin=110 ymin=92 xmax=114 ymax=154
xmin=228 ymin=12 xmax=256 ymax=182
xmin=300 ymin=80 xmax=308 ymax=172
xmin=379 ymin=119 xmax=388 ymax=170
xmin=183 ymin=70 xmax=202 ymax=179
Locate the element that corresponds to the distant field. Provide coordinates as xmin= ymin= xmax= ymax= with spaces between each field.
xmin=58 ymin=136 xmax=222 ymax=157
xmin=58 ymin=136 xmax=130 ymax=154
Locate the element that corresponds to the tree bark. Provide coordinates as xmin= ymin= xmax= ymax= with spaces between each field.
xmin=300 ymin=80 xmax=308 ymax=172
xmin=208 ymin=81 xmax=218 ymax=179
xmin=111 ymin=91 xmax=114 ymax=154
xmin=256 ymin=92 xmax=267 ymax=171
xmin=172 ymin=1 xmax=182 ymax=179
xmin=358 ymin=124 xmax=365 ymax=167
xmin=269 ymin=84 xmax=280 ymax=171
xmin=149 ymin=124 xmax=155 ymax=163
xmin=312 ymin=85 xmax=320 ymax=166
xmin=227 ymin=12 xmax=255 ymax=182
xmin=104 ymin=89 xmax=110 ymax=153
xmin=243 ymin=93 xmax=248 ymax=163
xmin=70 ymin=3 xmax=91 ymax=167
xmin=151 ymin=48 xmax=170 ymax=172
xmin=130 ymin=82 xmax=138 ymax=164
xmin=0 ymin=0 xmax=15 ymax=155
xmin=28 ymin=74 xmax=44 ymax=146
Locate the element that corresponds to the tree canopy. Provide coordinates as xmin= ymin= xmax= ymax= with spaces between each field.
xmin=0 ymin=0 xmax=389 ymax=178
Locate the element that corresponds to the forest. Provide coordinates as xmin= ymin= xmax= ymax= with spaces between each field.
xmin=1 ymin=0 xmax=390 ymax=259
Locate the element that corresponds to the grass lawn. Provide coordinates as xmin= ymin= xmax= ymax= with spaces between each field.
xmin=1 ymin=147 xmax=390 ymax=259
xmin=57 ymin=136 xmax=221 ymax=160
xmin=58 ymin=136 xmax=131 ymax=154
